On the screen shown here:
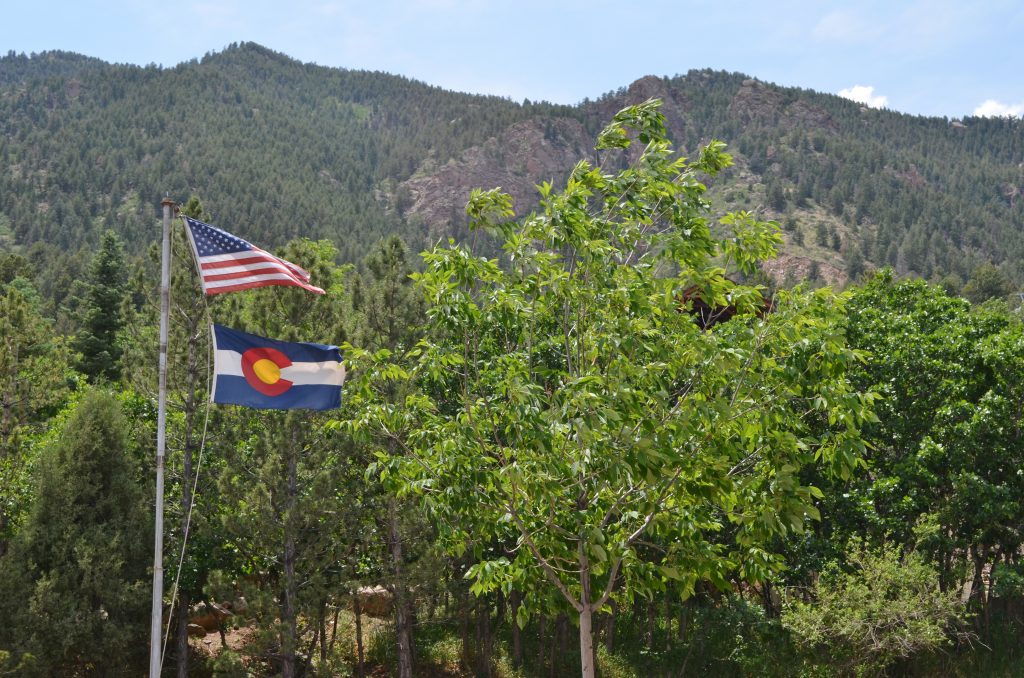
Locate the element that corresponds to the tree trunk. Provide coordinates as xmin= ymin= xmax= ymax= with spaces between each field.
xmin=510 ymin=590 xmax=523 ymax=668
xmin=175 ymin=590 xmax=191 ymax=678
xmin=354 ymin=596 xmax=365 ymax=678
xmin=387 ymin=498 xmax=414 ymax=678
xmin=460 ymin=581 xmax=471 ymax=668
xmin=318 ymin=599 xmax=328 ymax=665
xmin=579 ymin=604 xmax=596 ymax=678
xmin=678 ymin=599 xmax=688 ymax=643
xmin=474 ymin=595 xmax=483 ymax=667
xmin=665 ymin=591 xmax=673 ymax=651
xmin=281 ymin=441 xmax=298 ymax=678
xmin=480 ymin=595 xmax=493 ymax=678
xmin=219 ymin=620 xmax=227 ymax=649
xmin=604 ymin=600 xmax=616 ymax=653
xmin=328 ymin=604 xmax=340 ymax=656
xmin=579 ymin=544 xmax=596 ymax=678
xmin=538 ymin=615 xmax=547 ymax=674
xmin=553 ymin=614 xmax=567 ymax=678
xmin=304 ymin=622 xmax=319 ymax=669
xmin=970 ymin=545 xmax=989 ymax=641
xmin=938 ymin=535 xmax=951 ymax=593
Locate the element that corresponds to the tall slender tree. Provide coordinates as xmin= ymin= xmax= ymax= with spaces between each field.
xmin=216 ymin=238 xmax=352 ymax=676
xmin=75 ymin=230 xmax=128 ymax=382
xmin=348 ymin=236 xmax=426 ymax=678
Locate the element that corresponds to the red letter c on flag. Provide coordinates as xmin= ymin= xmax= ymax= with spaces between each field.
xmin=241 ymin=347 xmax=294 ymax=396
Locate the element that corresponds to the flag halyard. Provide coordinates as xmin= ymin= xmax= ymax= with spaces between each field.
xmin=183 ymin=216 xmax=325 ymax=295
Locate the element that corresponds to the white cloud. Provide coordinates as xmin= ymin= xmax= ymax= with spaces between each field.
xmin=838 ymin=85 xmax=889 ymax=109
xmin=973 ymin=99 xmax=1024 ymax=117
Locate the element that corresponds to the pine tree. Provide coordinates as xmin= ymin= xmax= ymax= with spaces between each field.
xmin=0 ymin=391 xmax=150 ymax=675
xmin=348 ymin=236 xmax=426 ymax=678
xmin=215 ymin=238 xmax=352 ymax=677
xmin=75 ymin=230 xmax=128 ymax=382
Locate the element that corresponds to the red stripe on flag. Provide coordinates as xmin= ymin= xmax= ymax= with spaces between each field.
xmin=199 ymin=252 xmax=312 ymax=282
xmin=200 ymin=253 xmax=283 ymax=270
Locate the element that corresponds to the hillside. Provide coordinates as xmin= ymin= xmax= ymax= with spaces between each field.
xmin=2 ymin=42 xmax=1023 ymax=299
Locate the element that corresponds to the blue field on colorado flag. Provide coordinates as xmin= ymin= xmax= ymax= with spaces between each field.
xmin=211 ymin=324 xmax=345 ymax=410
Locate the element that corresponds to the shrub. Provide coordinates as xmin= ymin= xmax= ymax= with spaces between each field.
xmin=782 ymin=542 xmax=966 ymax=676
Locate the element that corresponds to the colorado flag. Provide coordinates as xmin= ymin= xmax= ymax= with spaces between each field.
xmin=211 ymin=324 xmax=344 ymax=410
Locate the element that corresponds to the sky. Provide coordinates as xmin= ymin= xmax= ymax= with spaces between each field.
xmin=2 ymin=0 xmax=1023 ymax=119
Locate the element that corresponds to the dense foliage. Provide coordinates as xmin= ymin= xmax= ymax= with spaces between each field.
xmin=783 ymin=542 xmax=965 ymax=675
xmin=0 ymin=390 xmax=150 ymax=675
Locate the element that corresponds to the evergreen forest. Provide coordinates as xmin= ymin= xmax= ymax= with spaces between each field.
xmin=2 ymin=45 xmax=1024 ymax=677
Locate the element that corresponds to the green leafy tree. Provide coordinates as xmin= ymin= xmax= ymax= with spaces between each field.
xmin=823 ymin=270 xmax=1024 ymax=629
xmin=75 ymin=229 xmax=128 ymax=382
xmin=0 ymin=254 xmax=33 ymax=285
xmin=962 ymin=262 xmax=1014 ymax=305
xmin=936 ymin=316 xmax=1024 ymax=615
xmin=808 ymin=273 xmax=971 ymax=579
xmin=354 ymin=100 xmax=875 ymax=678
xmin=0 ymin=390 xmax=150 ymax=675
xmin=766 ymin=180 xmax=787 ymax=212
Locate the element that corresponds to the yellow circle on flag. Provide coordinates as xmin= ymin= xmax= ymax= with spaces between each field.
xmin=253 ymin=358 xmax=281 ymax=384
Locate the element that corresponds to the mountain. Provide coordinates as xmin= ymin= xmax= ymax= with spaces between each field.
xmin=2 ymin=42 xmax=1023 ymax=303
xmin=401 ymin=72 xmax=1024 ymax=289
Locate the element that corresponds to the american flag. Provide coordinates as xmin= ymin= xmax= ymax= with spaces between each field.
xmin=182 ymin=216 xmax=325 ymax=295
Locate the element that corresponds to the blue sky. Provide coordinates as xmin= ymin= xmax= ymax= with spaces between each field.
xmin=3 ymin=0 xmax=1022 ymax=118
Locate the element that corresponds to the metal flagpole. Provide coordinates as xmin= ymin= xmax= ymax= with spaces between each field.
xmin=150 ymin=196 xmax=175 ymax=678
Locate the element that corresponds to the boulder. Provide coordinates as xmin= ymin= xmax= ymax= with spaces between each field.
xmin=353 ymin=585 xmax=393 ymax=618
xmin=225 ymin=596 xmax=248 ymax=615
xmin=189 ymin=601 xmax=231 ymax=632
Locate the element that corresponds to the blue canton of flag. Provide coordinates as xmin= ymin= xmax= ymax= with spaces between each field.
xmin=183 ymin=216 xmax=325 ymax=295
xmin=211 ymin=324 xmax=344 ymax=410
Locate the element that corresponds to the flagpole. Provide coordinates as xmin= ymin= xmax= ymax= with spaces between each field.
xmin=150 ymin=196 xmax=175 ymax=678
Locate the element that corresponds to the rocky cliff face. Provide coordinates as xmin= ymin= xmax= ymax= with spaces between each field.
xmin=728 ymin=78 xmax=838 ymax=134
xmin=400 ymin=117 xmax=592 ymax=239
xmin=398 ymin=76 xmax=697 ymax=238
xmin=395 ymin=75 xmax=840 ymax=287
